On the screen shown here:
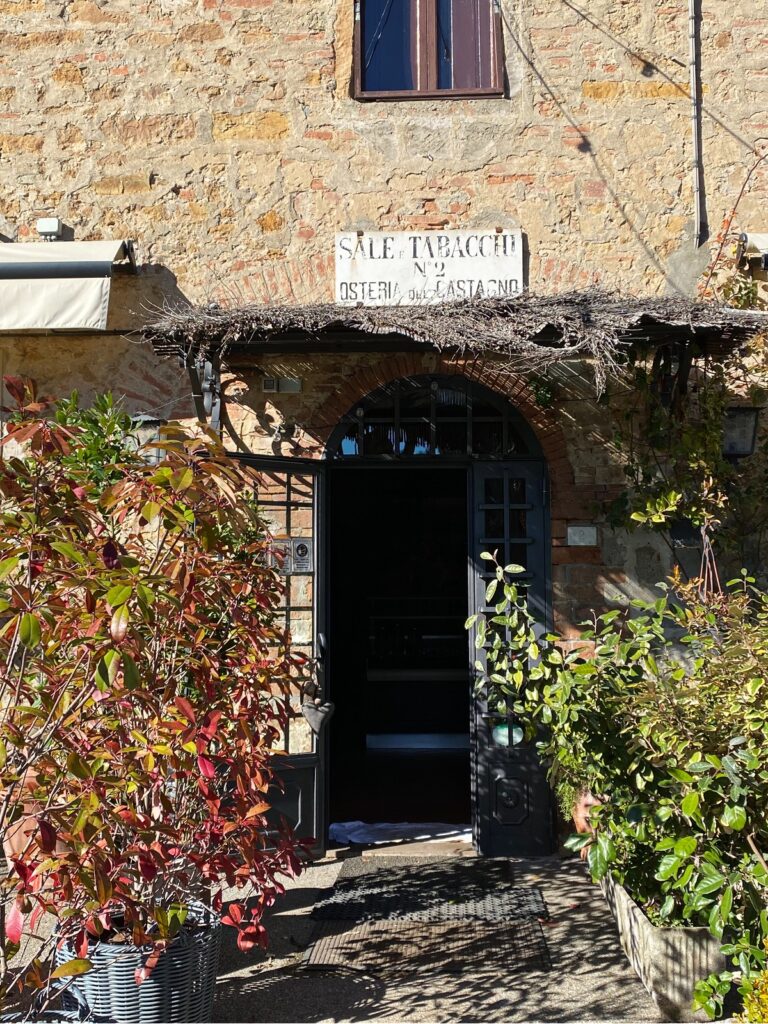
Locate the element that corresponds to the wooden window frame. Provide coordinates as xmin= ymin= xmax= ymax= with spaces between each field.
xmin=353 ymin=0 xmax=504 ymax=101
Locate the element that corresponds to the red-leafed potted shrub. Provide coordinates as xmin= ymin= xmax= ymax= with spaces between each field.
xmin=0 ymin=382 xmax=308 ymax=1022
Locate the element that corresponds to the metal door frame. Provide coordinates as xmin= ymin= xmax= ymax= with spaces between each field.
xmin=469 ymin=458 xmax=555 ymax=856
xmin=233 ymin=452 xmax=328 ymax=856
xmin=326 ymin=454 xmax=552 ymax=853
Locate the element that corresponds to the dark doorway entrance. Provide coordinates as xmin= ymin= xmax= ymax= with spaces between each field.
xmin=328 ymin=467 xmax=471 ymax=824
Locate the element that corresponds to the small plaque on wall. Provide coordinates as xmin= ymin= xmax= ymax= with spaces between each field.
xmin=271 ymin=537 xmax=314 ymax=574
xmin=335 ymin=229 xmax=523 ymax=306
xmin=567 ymin=525 xmax=598 ymax=547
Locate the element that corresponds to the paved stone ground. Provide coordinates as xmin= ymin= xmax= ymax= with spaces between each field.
xmin=212 ymin=852 xmax=666 ymax=1023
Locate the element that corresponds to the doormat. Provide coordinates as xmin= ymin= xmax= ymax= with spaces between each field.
xmin=311 ymin=857 xmax=549 ymax=923
xmin=329 ymin=821 xmax=472 ymax=845
xmin=303 ymin=918 xmax=551 ymax=974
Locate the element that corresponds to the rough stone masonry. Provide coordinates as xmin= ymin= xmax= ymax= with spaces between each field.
xmin=0 ymin=0 xmax=765 ymax=632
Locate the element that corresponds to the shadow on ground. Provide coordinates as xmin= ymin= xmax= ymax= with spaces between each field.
xmin=212 ymin=857 xmax=665 ymax=1023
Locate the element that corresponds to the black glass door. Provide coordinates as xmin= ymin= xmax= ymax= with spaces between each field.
xmin=470 ymin=461 xmax=555 ymax=857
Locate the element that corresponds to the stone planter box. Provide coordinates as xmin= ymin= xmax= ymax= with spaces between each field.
xmin=601 ymin=872 xmax=727 ymax=1022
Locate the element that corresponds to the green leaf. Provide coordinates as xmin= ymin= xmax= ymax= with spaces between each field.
xmin=587 ymin=835 xmax=612 ymax=879
xmin=0 ymin=556 xmax=19 ymax=579
xmin=51 ymin=959 xmax=92 ymax=979
xmin=121 ymin=653 xmax=139 ymax=690
xmin=674 ymin=836 xmax=697 ymax=858
xmin=95 ymin=649 xmax=120 ymax=690
xmin=106 ymin=584 xmax=132 ymax=607
xmin=50 ymin=541 xmax=84 ymax=564
xmin=66 ymin=752 xmax=92 ymax=779
xmin=719 ymin=886 xmax=733 ymax=923
xmin=721 ymin=805 xmax=747 ymax=831
xmin=660 ymin=895 xmax=675 ymax=918
xmin=140 ymin=500 xmax=161 ymax=523
xmin=656 ymin=854 xmax=682 ymax=881
xmin=479 ymin=551 xmax=494 ymax=561
xmin=19 ymin=612 xmax=41 ymax=648
xmin=681 ymin=791 xmax=700 ymax=817
xmin=563 ymin=833 xmax=593 ymax=852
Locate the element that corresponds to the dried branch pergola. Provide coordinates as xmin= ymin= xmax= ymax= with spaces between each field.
xmin=144 ymin=292 xmax=768 ymax=394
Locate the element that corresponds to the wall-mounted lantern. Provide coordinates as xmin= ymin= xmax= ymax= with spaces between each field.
xmin=736 ymin=233 xmax=768 ymax=272
xmin=129 ymin=413 xmax=167 ymax=465
xmin=722 ymin=407 xmax=760 ymax=459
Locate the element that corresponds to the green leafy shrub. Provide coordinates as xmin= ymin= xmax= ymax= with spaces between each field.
xmin=469 ymin=557 xmax=768 ymax=1019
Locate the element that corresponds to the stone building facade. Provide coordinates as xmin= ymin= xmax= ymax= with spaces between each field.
xmin=0 ymin=0 xmax=766 ymax=848
xmin=1 ymin=0 xmax=765 ymax=620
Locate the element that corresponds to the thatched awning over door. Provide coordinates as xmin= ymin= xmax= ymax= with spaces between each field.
xmin=144 ymin=292 xmax=768 ymax=393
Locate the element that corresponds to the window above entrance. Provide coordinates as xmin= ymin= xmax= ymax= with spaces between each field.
xmin=330 ymin=376 xmax=538 ymax=459
xmin=354 ymin=0 xmax=504 ymax=100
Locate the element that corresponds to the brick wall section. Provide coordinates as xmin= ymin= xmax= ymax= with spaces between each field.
xmin=310 ymin=351 xmax=609 ymax=636
xmin=221 ymin=348 xmax=638 ymax=636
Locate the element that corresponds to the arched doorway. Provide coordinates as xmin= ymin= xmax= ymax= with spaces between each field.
xmin=326 ymin=375 xmax=554 ymax=855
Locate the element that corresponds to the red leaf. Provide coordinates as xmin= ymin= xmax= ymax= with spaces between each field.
xmin=6 ymin=901 xmax=24 ymax=944
xmin=76 ymin=931 xmax=89 ymax=959
xmin=197 ymin=755 xmax=215 ymax=779
xmin=36 ymin=818 xmax=57 ymax=854
xmin=200 ymin=711 xmax=221 ymax=739
xmin=101 ymin=541 xmax=120 ymax=570
xmin=3 ymin=375 xmax=29 ymax=406
xmin=29 ymin=904 xmax=45 ymax=932
xmin=174 ymin=697 xmax=196 ymax=724
xmin=138 ymin=855 xmax=157 ymax=882
xmin=11 ymin=859 xmax=33 ymax=885
xmin=235 ymin=924 xmax=267 ymax=952
xmin=221 ymin=903 xmax=243 ymax=927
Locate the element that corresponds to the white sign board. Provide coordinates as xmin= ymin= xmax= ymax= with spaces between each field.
xmin=335 ymin=229 xmax=523 ymax=306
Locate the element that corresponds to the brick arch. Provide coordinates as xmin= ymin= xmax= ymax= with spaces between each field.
xmin=311 ymin=350 xmax=606 ymax=640
xmin=313 ymin=350 xmax=574 ymax=485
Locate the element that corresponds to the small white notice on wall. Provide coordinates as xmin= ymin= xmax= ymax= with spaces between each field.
xmin=335 ymin=229 xmax=523 ymax=306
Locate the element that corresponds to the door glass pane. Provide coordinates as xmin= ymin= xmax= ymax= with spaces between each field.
xmin=361 ymin=0 xmax=416 ymax=92
xmin=483 ymin=508 xmax=504 ymax=539
xmin=472 ymin=393 xmax=503 ymax=417
xmin=509 ymin=508 xmax=527 ymax=536
xmin=508 ymin=477 xmax=525 ymax=502
xmin=435 ymin=385 xmax=467 ymax=417
xmin=400 ymin=422 xmax=432 ymax=456
xmin=507 ymin=424 xmax=530 ymax=455
xmin=364 ymin=423 xmax=397 ymax=455
xmin=436 ymin=0 xmax=453 ymax=88
xmin=508 ymin=543 xmax=528 ymax=569
xmin=474 ymin=420 xmax=504 ymax=455
xmin=484 ymin=478 xmax=503 ymax=504
xmin=339 ymin=424 xmax=359 ymax=457
xmin=435 ymin=420 xmax=467 ymax=456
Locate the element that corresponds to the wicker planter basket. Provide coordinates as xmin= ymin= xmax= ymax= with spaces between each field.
xmin=54 ymin=902 xmax=221 ymax=1024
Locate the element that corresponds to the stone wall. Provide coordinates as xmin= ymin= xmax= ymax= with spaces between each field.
xmin=0 ymin=0 xmax=766 ymax=309
xmin=0 ymin=0 xmax=761 ymax=631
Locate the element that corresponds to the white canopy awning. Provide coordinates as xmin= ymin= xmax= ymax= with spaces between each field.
xmin=0 ymin=240 xmax=135 ymax=331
